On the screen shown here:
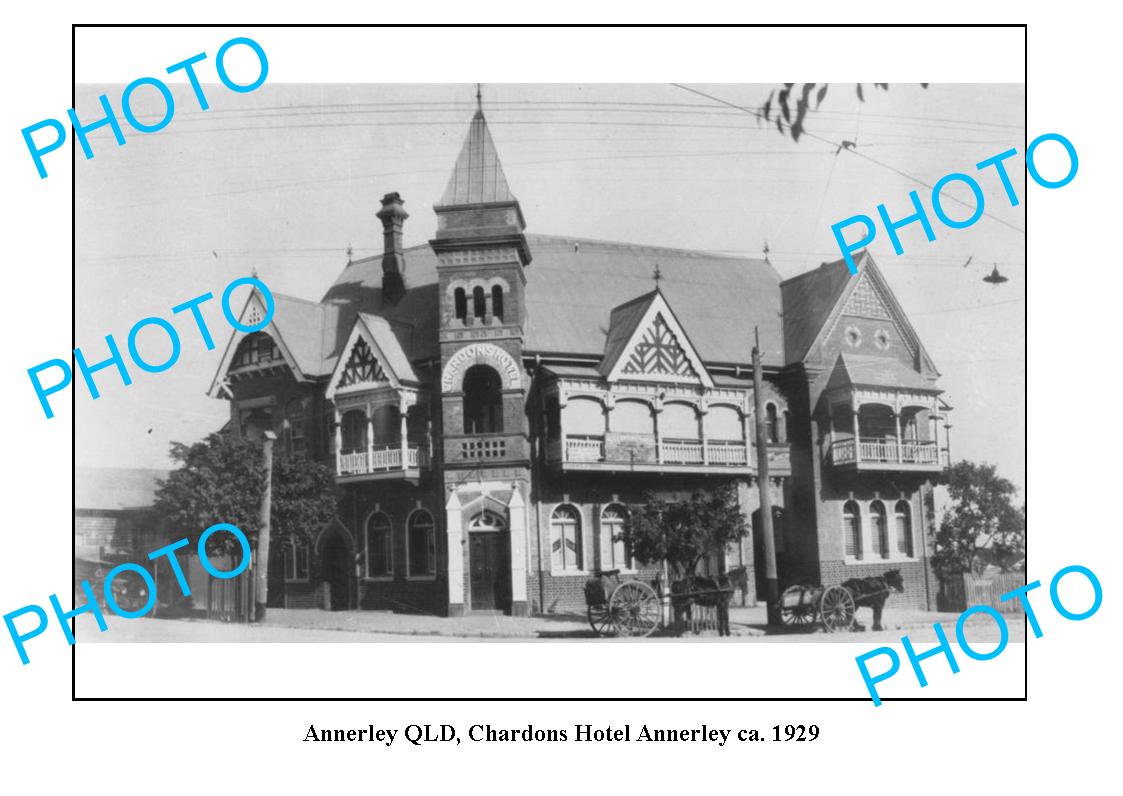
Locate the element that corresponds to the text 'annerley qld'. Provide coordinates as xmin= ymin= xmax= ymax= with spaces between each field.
xmin=26 ymin=276 xmax=274 ymax=420
xmin=831 ymin=132 xmax=1076 ymax=274
xmin=21 ymin=36 xmax=269 ymax=179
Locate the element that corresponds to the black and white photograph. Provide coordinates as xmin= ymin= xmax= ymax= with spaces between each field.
xmin=74 ymin=79 xmax=1026 ymax=648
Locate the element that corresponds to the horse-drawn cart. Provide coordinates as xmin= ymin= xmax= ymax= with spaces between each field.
xmin=777 ymin=569 xmax=905 ymax=633
xmin=777 ymin=584 xmax=857 ymax=632
xmin=583 ymin=569 xmax=662 ymax=637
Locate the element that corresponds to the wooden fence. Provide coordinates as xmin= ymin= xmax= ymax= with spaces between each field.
xmin=938 ymin=572 xmax=1026 ymax=614
xmin=204 ymin=554 xmax=256 ymax=623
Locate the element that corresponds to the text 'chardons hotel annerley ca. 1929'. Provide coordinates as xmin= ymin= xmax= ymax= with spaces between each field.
xmin=207 ymin=104 xmax=953 ymax=618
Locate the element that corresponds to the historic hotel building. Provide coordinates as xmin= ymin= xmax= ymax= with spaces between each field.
xmin=208 ymin=107 xmax=952 ymax=615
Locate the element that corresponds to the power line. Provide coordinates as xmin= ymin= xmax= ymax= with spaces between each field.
xmin=669 ymin=83 xmax=1026 ymax=235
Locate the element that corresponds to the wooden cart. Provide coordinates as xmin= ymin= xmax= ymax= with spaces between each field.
xmin=777 ymin=583 xmax=857 ymax=633
xmin=583 ymin=569 xmax=662 ymax=637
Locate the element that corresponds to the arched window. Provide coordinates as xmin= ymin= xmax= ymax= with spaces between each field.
xmin=463 ymin=365 xmax=503 ymax=434
xmin=283 ymin=536 xmax=310 ymax=582
xmin=341 ymin=410 xmax=368 ymax=453
xmin=473 ymin=286 xmax=486 ymax=319
xmin=231 ymin=332 xmax=279 ymax=370
xmin=870 ymin=501 xmax=889 ymax=559
xmin=765 ymin=403 xmax=779 ymax=443
xmin=365 ymin=513 xmax=392 ymax=578
xmin=895 ymin=500 xmax=914 ymax=557
xmin=454 ymin=287 xmax=467 ymax=322
xmin=602 ymin=504 xmax=630 ymax=570
xmin=284 ymin=398 xmax=306 ymax=455
xmin=550 ymin=505 xmax=582 ymax=571
xmin=491 ymin=285 xmax=504 ymax=323
xmin=843 ymin=501 xmax=862 ymax=559
xmin=407 ymin=510 xmax=436 ymax=577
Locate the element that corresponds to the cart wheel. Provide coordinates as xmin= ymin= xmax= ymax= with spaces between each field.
xmin=609 ymin=581 xmax=661 ymax=638
xmin=819 ymin=586 xmax=856 ymax=633
xmin=779 ymin=585 xmax=816 ymax=627
xmin=587 ymin=604 xmax=615 ymax=637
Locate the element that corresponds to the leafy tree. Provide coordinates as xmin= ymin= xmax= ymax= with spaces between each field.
xmin=623 ymin=485 xmax=748 ymax=578
xmin=154 ymin=432 xmax=339 ymax=557
xmin=932 ymin=461 xmax=1025 ymax=580
xmin=759 ymin=83 xmax=929 ymax=142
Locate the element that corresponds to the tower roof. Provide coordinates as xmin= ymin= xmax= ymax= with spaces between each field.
xmin=438 ymin=110 xmax=516 ymax=206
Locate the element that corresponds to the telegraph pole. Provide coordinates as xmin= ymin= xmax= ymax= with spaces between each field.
xmin=254 ymin=430 xmax=276 ymax=622
xmin=752 ymin=328 xmax=781 ymax=625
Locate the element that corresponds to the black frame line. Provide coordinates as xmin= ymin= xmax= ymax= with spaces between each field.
xmin=72 ymin=20 xmax=1028 ymax=700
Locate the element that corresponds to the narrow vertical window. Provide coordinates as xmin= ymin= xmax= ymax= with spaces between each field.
xmin=843 ymin=501 xmax=862 ymax=559
xmin=366 ymin=513 xmax=393 ymax=577
xmin=870 ymin=501 xmax=889 ymax=559
xmin=765 ymin=403 xmax=779 ymax=443
xmin=473 ymin=286 xmax=486 ymax=319
xmin=491 ymin=285 xmax=504 ymax=323
xmin=454 ymin=287 xmax=467 ymax=322
xmin=550 ymin=505 xmax=582 ymax=571
xmin=895 ymin=500 xmax=914 ymax=557
xmin=602 ymin=504 xmax=630 ymax=570
xmin=408 ymin=510 xmax=436 ymax=576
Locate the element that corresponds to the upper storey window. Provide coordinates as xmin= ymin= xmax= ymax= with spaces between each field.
xmin=463 ymin=365 xmax=503 ymax=434
xmin=230 ymin=333 xmax=280 ymax=370
xmin=491 ymin=285 xmax=504 ymax=323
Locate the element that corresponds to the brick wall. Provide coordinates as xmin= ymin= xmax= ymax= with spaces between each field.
xmin=818 ymin=558 xmax=932 ymax=610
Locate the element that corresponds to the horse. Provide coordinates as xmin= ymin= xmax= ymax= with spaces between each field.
xmin=670 ymin=566 xmax=749 ymax=637
xmin=840 ymin=569 xmax=905 ymax=631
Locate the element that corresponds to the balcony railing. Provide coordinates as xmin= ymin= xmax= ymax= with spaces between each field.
xmin=829 ymin=437 xmax=942 ymax=469
xmin=552 ymin=435 xmax=749 ymax=468
xmin=338 ymin=444 xmax=429 ymax=477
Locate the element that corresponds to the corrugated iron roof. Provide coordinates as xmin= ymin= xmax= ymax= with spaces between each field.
xmin=826 ymin=353 xmax=940 ymax=393
xmin=780 ymin=253 xmax=858 ymax=365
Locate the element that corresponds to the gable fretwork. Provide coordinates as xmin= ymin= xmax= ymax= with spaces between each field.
xmin=621 ymin=313 xmax=700 ymax=380
xmin=336 ymin=338 xmax=387 ymax=390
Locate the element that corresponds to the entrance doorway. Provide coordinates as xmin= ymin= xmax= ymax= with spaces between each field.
xmin=468 ymin=531 xmax=509 ymax=611
xmin=321 ymin=531 xmax=351 ymax=611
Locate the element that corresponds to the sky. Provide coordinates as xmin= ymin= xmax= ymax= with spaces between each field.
xmin=74 ymin=82 xmax=1025 ymax=492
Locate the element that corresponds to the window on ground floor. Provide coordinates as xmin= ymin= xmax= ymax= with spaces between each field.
xmin=843 ymin=500 xmax=862 ymax=559
xmin=550 ymin=504 xmax=582 ymax=571
xmin=408 ymin=510 xmax=436 ymax=577
xmin=601 ymin=504 xmax=630 ymax=570
xmin=366 ymin=512 xmax=392 ymax=577
xmin=870 ymin=500 xmax=889 ymax=560
xmin=895 ymin=500 xmax=914 ymax=557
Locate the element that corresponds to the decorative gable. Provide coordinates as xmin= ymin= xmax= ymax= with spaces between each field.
xmin=842 ymin=276 xmax=892 ymax=320
xmin=336 ymin=338 xmax=387 ymax=390
xmin=207 ymin=290 xmax=304 ymax=398
xmin=621 ymin=313 xmax=699 ymax=379
xmin=325 ymin=314 xmax=420 ymax=401
xmin=600 ymin=290 xmax=713 ymax=387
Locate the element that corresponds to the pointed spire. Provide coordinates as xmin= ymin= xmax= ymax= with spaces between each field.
xmin=439 ymin=97 xmax=516 ymax=207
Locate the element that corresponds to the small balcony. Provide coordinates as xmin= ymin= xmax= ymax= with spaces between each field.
xmin=336 ymin=444 xmax=430 ymax=480
xmin=828 ymin=437 xmax=945 ymax=472
xmin=547 ymin=434 xmax=753 ymax=474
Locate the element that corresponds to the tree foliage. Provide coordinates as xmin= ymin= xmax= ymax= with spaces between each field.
xmin=153 ymin=433 xmax=338 ymax=556
xmin=623 ymin=486 xmax=748 ymax=578
xmin=759 ymin=83 xmax=929 ymax=143
xmin=932 ymin=461 xmax=1025 ymax=581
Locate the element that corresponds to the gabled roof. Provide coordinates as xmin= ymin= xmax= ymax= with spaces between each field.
xmin=438 ymin=110 xmax=516 ymax=207
xmin=781 ymin=250 xmax=938 ymax=375
xmin=323 ymin=234 xmax=783 ymax=368
xmin=208 ymin=289 xmax=318 ymax=397
xmin=598 ymin=288 xmax=713 ymax=387
xmin=824 ymin=352 xmax=940 ymax=394
xmin=324 ymin=312 xmax=420 ymax=400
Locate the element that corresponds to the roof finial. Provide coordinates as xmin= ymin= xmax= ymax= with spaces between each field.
xmin=476 ymin=83 xmax=483 ymax=113
xmin=346 ymin=241 xmax=353 ymax=264
xmin=653 ymin=263 xmax=663 ymax=288
xmin=763 ymin=240 xmax=771 ymax=264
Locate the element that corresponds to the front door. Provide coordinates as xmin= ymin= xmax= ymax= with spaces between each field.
xmin=469 ymin=532 xmax=508 ymax=611
xmin=322 ymin=532 xmax=351 ymax=611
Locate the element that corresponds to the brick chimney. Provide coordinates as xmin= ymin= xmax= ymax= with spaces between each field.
xmin=376 ymin=192 xmax=408 ymax=304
